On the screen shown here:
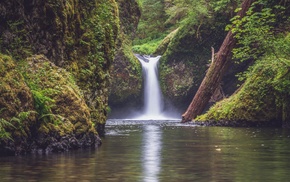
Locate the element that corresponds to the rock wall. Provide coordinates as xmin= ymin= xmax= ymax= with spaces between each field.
xmin=0 ymin=0 xmax=119 ymax=126
xmin=109 ymin=0 xmax=142 ymax=116
xmin=158 ymin=20 xmax=227 ymax=109
xmin=0 ymin=0 xmax=119 ymax=154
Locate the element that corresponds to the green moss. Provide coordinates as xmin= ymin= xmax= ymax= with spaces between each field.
xmin=0 ymin=54 xmax=35 ymax=141
xmin=109 ymin=0 xmax=142 ymax=109
xmin=0 ymin=0 xmax=120 ymax=126
xmin=0 ymin=20 xmax=32 ymax=60
xmin=132 ymin=38 xmax=164 ymax=55
xmin=153 ymin=28 xmax=179 ymax=55
xmin=110 ymin=33 xmax=142 ymax=104
xmin=157 ymin=17 xmax=227 ymax=107
xmin=20 ymin=55 xmax=96 ymax=135
xmin=197 ymin=56 xmax=290 ymax=123
xmin=66 ymin=0 xmax=119 ymax=124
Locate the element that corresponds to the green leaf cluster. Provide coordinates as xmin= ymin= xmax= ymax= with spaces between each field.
xmin=229 ymin=0 xmax=289 ymax=62
xmin=197 ymin=4 xmax=290 ymax=124
xmin=134 ymin=0 xmax=241 ymax=54
xmin=132 ymin=38 xmax=164 ymax=55
xmin=0 ymin=108 xmax=14 ymax=141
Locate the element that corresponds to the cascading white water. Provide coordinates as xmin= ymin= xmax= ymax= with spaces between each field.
xmin=136 ymin=55 xmax=166 ymax=120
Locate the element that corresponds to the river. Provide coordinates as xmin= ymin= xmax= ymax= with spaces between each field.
xmin=1 ymin=119 xmax=290 ymax=181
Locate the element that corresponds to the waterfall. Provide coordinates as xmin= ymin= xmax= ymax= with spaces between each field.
xmin=108 ymin=55 xmax=180 ymax=120
xmin=136 ymin=55 xmax=166 ymax=120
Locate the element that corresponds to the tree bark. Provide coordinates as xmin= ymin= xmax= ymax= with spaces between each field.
xmin=181 ymin=0 xmax=254 ymax=122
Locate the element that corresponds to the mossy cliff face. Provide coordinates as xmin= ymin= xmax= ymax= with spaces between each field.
xmin=109 ymin=0 xmax=142 ymax=111
xmin=0 ymin=0 xmax=119 ymax=126
xmin=158 ymin=20 xmax=227 ymax=108
xmin=0 ymin=0 xmax=120 ymax=154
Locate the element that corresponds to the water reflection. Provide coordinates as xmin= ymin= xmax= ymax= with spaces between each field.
xmin=142 ymin=125 xmax=162 ymax=182
xmin=1 ymin=120 xmax=290 ymax=181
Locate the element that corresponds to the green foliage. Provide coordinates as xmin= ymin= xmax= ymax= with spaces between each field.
xmin=134 ymin=0 xmax=241 ymax=56
xmin=132 ymin=38 xmax=164 ymax=54
xmin=0 ymin=118 xmax=13 ymax=141
xmin=210 ymin=0 xmax=241 ymax=13
xmin=197 ymin=29 xmax=290 ymax=123
xmin=135 ymin=0 xmax=168 ymax=41
xmin=0 ymin=109 xmax=14 ymax=141
xmin=228 ymin=0 xmax=290 ymax=63
xmin=10 ymin=111 xmax=36 ymax=137
xmin=31 ymin=90 xmax=55 ymax=123
xmin=167 ymin=0 xmax=210 ymax=26
xmin=0 ymin=108 xmax=36 ymax=141
xmin=19 ymin=58 xmax=63 ymax=124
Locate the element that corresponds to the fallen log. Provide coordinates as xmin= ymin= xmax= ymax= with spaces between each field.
xmin=181 ymin=0 xmax=254 ymax=122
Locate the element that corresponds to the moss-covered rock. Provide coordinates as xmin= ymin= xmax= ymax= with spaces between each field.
xmin=0 ymin=0 xmax=120 ymax=154
xmin=25 ymin=55 xmax=100 ymax=153
xmin=0 ymin=0 xmax=120 ymax=128
xmin=109 ymin=38 xmax=142 ymax=107
xmin=0 ymin=54 xmax=36 ymax=154
xmin=109 ymin=0 xmax=142 ymax=112
xmin=0 ymin=55 xmax=101 ymax=155
xmin=154 ymin=28 xmax=179 ymax=56
xmin=159 ymin=20 xmax=227 ymax=108
xmin=0 ymin=55 xmax=35 ymax=122
xmin=197 ymin=56 xmax=290 ymax=127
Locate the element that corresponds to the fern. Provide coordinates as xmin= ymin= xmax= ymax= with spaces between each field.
xmin=31 ymin=90 xmax=55 ymax=122
xmin=0 ymin=118 xmax=14 ymax=141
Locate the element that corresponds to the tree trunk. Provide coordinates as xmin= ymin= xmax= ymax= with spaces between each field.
xmin=181 ymin=0 xmax=254 ymax=122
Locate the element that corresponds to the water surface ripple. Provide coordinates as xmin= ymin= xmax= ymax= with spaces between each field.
xmin=1 ymin=119 xmax=290 ymax=182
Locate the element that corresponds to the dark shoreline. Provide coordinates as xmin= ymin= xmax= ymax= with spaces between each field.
xmin=193 ymin=119 xmax=284 ymax=128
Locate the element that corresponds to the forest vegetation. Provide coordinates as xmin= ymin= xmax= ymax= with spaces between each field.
xmin=133 ymin=0 xmax=290 ymax=125
xmin=0 ymin=0 xmax=290 ymax=155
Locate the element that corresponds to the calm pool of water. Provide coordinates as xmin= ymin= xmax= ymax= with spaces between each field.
xmin=1 ymin=119 xmax=290 ymax=181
